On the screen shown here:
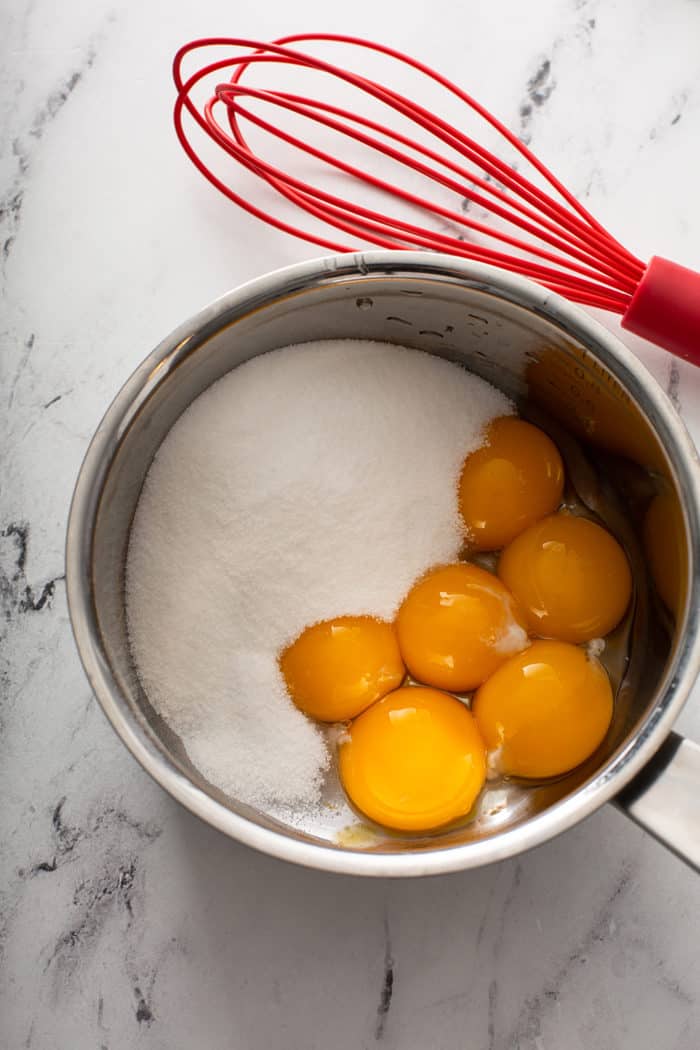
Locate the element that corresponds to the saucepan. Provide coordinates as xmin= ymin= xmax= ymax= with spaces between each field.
xmin=65 ymin=251 xmax=700 ymax=876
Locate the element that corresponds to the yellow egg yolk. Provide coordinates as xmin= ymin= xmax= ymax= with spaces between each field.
xmin=458 ymin=416 xmax=564 ymax=551
xmin=498 ymin=513 xmax=632 ymax=643
xmin=395 ymin=563 xmax=529 ymax=692
xmin=338 ymin=686 xmax=487 ymax=831
xmin=473 ymin=640 xmax=613 ymax=779
xmin=643 ymin=488 xmax=686 ymax=616
xmin=280 ymin=616 xmax=405 ymax=722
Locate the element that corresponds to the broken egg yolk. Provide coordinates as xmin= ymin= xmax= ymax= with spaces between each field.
xmin=473 ymin=640 xmax=613 ymax=778
xmin=338 ymin=686 xmax=487 ymax=831
xmin=280 ymin=616 xmax=405 ymax=722
xmin=498 ymin=513 xmax=632 ymax=643
xmin=458 ymin=416 xmax=564 ymax=551
xmin=396 ymin=563 xmax=529 ymax=692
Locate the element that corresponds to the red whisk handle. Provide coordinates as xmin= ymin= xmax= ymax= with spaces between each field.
xmin=622 ymin=257 xmax=700 ymax=366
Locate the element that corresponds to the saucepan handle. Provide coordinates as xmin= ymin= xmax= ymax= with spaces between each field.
xmin=614 ymin=732 xmax=700 ymax=872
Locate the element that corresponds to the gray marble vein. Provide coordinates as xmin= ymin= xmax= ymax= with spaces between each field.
xmin=517 ymin=58 xmax=557 ymax=145
xmin=374 ymin=915 xmax=395 ymax=1040
xmin=1 ymin=39 xmax=99 ymax=267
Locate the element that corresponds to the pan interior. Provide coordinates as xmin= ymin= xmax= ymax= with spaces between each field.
xmin=90 ymin=270 xmax=684 ymax=855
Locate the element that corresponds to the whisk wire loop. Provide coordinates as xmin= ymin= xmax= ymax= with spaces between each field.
xmin=173 ymin=32 xmax=700 ymax=363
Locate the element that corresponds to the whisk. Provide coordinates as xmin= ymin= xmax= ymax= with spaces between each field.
xmin=173 ymin=34 xmax=700 ymax=365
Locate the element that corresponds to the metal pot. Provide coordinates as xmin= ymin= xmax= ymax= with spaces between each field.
xmin=66 ymin=252 xmax=700 ymax=876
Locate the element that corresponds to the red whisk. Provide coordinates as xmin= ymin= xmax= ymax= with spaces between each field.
xmin=173 ymin=34 xmax=700 ymax=365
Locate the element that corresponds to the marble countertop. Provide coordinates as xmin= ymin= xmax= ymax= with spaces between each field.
xmin=2 ymin=1 xmax=700 ymax=1047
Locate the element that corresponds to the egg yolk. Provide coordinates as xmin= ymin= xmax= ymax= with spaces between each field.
xmin=280 ymin=616 xmax=405 ymax=722
xmin=338 ymin=686 xmax=487 ymax=831
xmin=498 ymin=514 xmax=632 ymax=643
xmin=458 ymin=416 xmax=564 ymax=551
xmin=473 ymin=640 xmax=613 ymax=778
xmin=395 ymin=563 xmax=529 ymax=692
xmin=643 ymin=488 xmax=686 ymax=616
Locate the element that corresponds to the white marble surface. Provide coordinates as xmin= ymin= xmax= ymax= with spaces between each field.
xmin=2 ymin=1 xmax=700 ymax=1047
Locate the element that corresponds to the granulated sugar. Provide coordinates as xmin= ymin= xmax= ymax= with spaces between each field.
xmin=125 ymin=340 xmax=512 ymax=813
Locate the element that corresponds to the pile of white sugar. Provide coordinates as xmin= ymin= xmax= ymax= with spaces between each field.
xmin=126 ymin=340 xmax=512 ymax=815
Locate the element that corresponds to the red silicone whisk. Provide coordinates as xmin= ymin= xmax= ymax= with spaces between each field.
xmin=173 ymin=34 xmax=700 ymax=365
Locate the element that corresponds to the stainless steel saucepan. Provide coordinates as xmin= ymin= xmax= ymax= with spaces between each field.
xmin=65 ymin=252 xmax=700 ymax=876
